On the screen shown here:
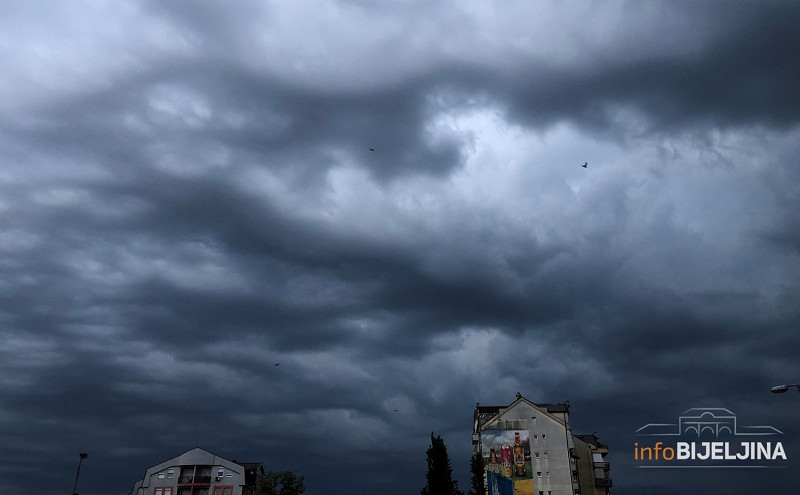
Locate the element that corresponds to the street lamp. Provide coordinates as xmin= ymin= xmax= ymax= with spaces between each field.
xmin=771 ymin=384 xmax=800 ymax=394
xmin=72 ymin=452 xmax=88 ymax=495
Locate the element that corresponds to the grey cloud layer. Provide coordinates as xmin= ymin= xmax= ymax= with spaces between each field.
xmin=1 ymin=1 xmax=799 ymax=494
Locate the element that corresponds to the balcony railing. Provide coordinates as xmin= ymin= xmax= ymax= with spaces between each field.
xmin=595 ymin=478 xmax=613 ymax=487
xmin=178 ymin=476 xmax=211 ymax=484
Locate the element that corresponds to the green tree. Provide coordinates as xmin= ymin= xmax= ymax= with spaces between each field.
xmin=467 ymin=451 xmax=485 ymax=495
xmin=255 ymin=470 xmax=305 ymax=495
xmin=421 ymin=432 xmax=464 ymax=495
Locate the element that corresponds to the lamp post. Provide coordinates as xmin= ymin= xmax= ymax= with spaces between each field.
xmin=771 ymin=384 xmax=800 ymax=394
xmin=72 ymin=452 xmax=88 ymax=495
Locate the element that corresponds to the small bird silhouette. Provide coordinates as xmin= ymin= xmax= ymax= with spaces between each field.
xmin=582 ymin=161 xmax=588 ymax=168
xmin=369 ymin=148 xmax=375 ymax=152
xmin=274 ymin=363 xmax=280 ymax=366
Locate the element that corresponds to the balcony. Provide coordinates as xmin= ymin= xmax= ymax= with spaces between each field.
xmin=593 ymin=461 xmax=611 ymax=470
xmin=178 ymin=476 xmax=211 ymax=484
xmin=595 ymin=478 xmax=613 ymax=487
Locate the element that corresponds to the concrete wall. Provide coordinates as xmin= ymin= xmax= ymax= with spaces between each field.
xmin=479 ymin=400 xmax=576 ymax=495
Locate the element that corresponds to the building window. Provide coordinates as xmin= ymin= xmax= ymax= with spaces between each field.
xmin=537 ymin=472 xmax=542 ymax=478
xmin=542 ymin=434 xmax=546 ymax=440
xmin=154 ymin=489 xmax=173 ymax=495
xmin=546 ymin=471 xmax=550 ymax=477
xmin=544 ymin=452 xmax=548 ymax=459
xmin=179 ymin=467 xmax=194 ymax=483
xmin=196 ymin=466 xmax=212 ymax=484
xmin=534 ymin=452 xmax=540 ymax=458
xmin=533 ymin=434 xmax=538 ymax=439
xmin=167 ymin=469 xmax=174 ymax=479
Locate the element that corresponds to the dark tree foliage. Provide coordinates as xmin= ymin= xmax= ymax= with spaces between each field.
xmin=255 ymin=470 xmax=305 ymax=495
xmin=468 ymin=451 xmax=485 ymax=495
xmin=421 ymin=432 xmax=464 ymax=495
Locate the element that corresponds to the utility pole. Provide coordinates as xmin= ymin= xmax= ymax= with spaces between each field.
xmin=72 ymin=452 xmax=88 ymax=495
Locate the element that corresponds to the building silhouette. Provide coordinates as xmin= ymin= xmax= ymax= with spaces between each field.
xmin=473 ymin=394 xmax=611 ymax=495
xmin=129 ymin=448 xmax=264 ymax=495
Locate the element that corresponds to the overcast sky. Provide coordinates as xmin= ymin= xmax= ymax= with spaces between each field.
xmin=2 ymin=1 xmax=800 ymax=494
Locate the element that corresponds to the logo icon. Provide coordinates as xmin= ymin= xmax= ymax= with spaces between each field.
xmin=636 ymin=407 xmax=783 ymax=438
xmin=634 ymin=408 xmax=787 ymax=468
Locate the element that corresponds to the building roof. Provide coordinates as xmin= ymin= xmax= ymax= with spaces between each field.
xmin=574 ymin=433 xmax=608 ymax=449
xmin=475 ymin=394 xmax=570 ymax=419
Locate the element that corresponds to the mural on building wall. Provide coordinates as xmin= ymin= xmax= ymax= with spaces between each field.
xmin=486 ymin=471 xmax=513 ymax=495
xmin=482 ymin=430 xmax=533 ymax=495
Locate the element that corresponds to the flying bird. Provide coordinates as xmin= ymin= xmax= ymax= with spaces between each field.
xmin=369 ymin=148 xmax=375 ymax=152
xmin=582 ymin=161 xmax=588 ymax=168
xmin=274 ymin=363 xmax=280 ymax=366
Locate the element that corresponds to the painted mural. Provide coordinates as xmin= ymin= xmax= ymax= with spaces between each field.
xmin=482 ymin=430 xmax=533 ymax=495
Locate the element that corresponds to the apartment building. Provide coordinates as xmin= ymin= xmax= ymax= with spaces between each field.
xmin=473 ymin=393 xmax=612 ymax=495
xmin=129 ymin=448 xmax=265 ymax=495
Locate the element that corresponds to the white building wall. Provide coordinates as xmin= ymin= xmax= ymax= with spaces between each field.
xmin=479 ymin=400 xmax=576 ymax=495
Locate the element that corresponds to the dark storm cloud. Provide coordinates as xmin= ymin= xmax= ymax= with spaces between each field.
xmin=497 ymin=2 xmax=800 ymax=133
xmin=2 ymin=1 xmax=800 ymax=495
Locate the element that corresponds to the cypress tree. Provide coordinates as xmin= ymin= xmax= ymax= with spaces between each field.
xmin=421 ymin=432 xmax=464 ymax=495
xmin=468 ymin=451 xmax=485 ymax=495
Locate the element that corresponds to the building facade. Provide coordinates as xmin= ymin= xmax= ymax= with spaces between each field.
xmin=572 ymin=434 xmax=612 ymax=495
xmin=129 ymin=448 xmax=265 ymax=495
xmin=473 ymin=394 xmax=612 ymax=495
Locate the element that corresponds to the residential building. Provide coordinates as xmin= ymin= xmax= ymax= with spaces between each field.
xmin=573 ymin=434 xmax=612 ymax=495
xmin=129 ymin=447 xmax=265 ymax=495
xmin=473 ymin=393 xmax=612 ymax=495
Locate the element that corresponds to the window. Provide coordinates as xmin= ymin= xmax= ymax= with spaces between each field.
xmin=539 ymin=491 xmax=543 ymax=495
xmin=167 ymin=469 xmax=174 ymax=479
xmin=544 ymin=452 xmax=548 ymax=459
xmin=542 ymin=434 xmax=546 ymax=439
xmin=197 ymin=466 xmax=212 ymax=484
xmin=534 ymin=452 xmax=540 ymax=458
xmin=212 ymin=487 xmax=233 ymax=495
xmin=179 ymin=467 xmax=193 ymax=483
xmin=536 ymin=472 xmax=542 ymax=478
xmin=154 ymin=489 xmax=173 ymax=495
xmin=533 ymin=434 xmax=538 ymax=439
xmin=546 ymin=471 xmax=550 ymax=477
